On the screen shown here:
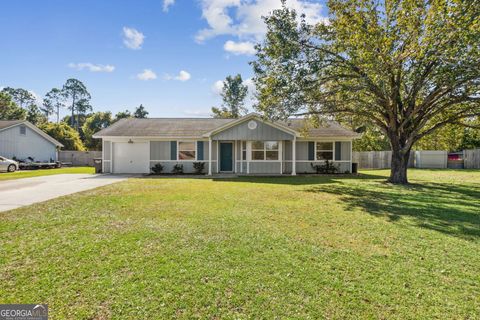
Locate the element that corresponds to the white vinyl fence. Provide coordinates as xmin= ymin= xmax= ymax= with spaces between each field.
xmin=464 ymin=149 xmax=480 ymax=169
xmin=352 ymin=151 xmax=415 ymax=169
xmin=414 ymin=150 xmax=448 ymax=169
xmin=353 ymin=150 xmax=449 ymax=169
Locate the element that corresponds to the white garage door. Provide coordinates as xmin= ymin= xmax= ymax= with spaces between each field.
xmin=113 ymin=142 xmax=150 ymax=173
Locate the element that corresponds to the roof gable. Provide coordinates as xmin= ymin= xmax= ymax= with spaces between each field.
xmin=210 ymin=114 xmax=296 ymax=140
xmin=0 ymin=120 xmax=63 ymax=147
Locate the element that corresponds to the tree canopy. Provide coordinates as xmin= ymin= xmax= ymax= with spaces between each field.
xmin=82 ymin=112 xmax=113 ymax=150
xmin=1 ymin=87 xmax=37 ymax=109
xmin=38 ymin=122 xmax=85 ymax=151
xmin=252 ymin=0 xmax=480 ymax=183
xmin=43 ymin=88 xmax=66 ymax=123
xmin=134 ymin=104 xmax=149 ymax=118
xmin=0 ymin=91 xmax=27 ymax=120
xmin=61 ymin=78 xmax=91 ymax=130
xmin=212 ymin=74 xmax=249 ymax=118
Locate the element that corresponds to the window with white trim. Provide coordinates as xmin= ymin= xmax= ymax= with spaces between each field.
xmin=316 ymin=142 xmax=333 ymax=160
xmin=242 ymin=141 xmax=247 ymax=160
xmin=178 ymin=141 xmax=196 ymax=160
xmin=251 ymin=141 xmax=279 ymax=161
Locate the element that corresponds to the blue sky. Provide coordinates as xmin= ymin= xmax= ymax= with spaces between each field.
xmin=1 ymin=0 xmax=327 ymax=118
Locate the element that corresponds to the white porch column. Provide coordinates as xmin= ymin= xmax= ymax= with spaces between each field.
xmin=292 ymin=137 xmax=297 ymax=175
xmin=350 ymin=140 xmax=353 ymax=173
xmin=246 ymin=141 xmax=250 ymax=174
xmin=208 ymin=138 xmax=212 ymax=175
xmin=280 ymin=140 xmax=283 ymax=174
xmin=234 ymin=140 xmax=237 ymax=173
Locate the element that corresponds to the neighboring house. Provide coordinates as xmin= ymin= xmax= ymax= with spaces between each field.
xmin=0 ymin=120 xmax=63 ymax=162
xmin=93 ymin=113 xmax=360 ymax=175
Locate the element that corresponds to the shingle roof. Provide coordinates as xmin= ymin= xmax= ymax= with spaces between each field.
xmin=93 ymin=116 xmax=360 ymax=138
xmin=0 ymin=120 xmax=25 ymax=130
xmin=94 ymin=118 xmax=236 ymax=137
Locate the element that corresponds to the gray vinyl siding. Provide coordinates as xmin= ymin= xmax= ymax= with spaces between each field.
xmin=212 ymin=120 xmax=294 ymax=141
xmin=284 ymin=141 xmax=292 ymax=161
xmin=150 ymin=141 xmax=170 ymax=160
xmin=296 ymin=141 xmax=309 ymax=160
xmin=0 ymin=125 xmax=57 ymax=161
xmin=203 ymin=141 xmax=217 ymax=160
xmin=103 ymin=140 xmax=112 ymax=173
xmin=340 ymin=141 xmax=351 ymax=161
xmin=249 ymin=162 xmax=281 ymax=174
xmin=103 ymin=140 xmax=111 ymax=160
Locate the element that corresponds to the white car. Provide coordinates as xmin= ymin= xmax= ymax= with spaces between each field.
xmin=0 ymin=156 xmax=19 ymax=172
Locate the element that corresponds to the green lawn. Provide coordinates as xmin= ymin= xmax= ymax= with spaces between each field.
xmin=0 ymin=166 xmax=94 ymax=181
xmin=1 ymin=169 xmax=479 ymax=319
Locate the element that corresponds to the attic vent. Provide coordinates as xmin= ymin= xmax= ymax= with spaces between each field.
xmin=248 ymin=120 xmax=257 ymax=130
xmin=19 ymin=125 xmax=26 ymax=135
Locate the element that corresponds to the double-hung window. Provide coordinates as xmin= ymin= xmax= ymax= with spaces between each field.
xmin=316 ymin=142 xmax=333 ymax=160
xmin=178 ymin=141 xmax=196 ymax=160
xmin=242 ymin=141 xmax=247 ymax=161
xmin=251 ymin=141 xmax=279 ymax=160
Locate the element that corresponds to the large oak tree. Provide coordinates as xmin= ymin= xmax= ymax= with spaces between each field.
xmin=252 ymin=0 xmax=480 ymax=184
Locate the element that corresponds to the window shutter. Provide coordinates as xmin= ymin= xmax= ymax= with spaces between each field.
xmin=335 ymin=142 xmax=342 ymax=160
xmin=308 ymin=142 xmax=315 ymax=160
xmin=197 ymin=141 xmax=204 ymax=160
xmin=170 ymin=141 xmax=177 ymax=160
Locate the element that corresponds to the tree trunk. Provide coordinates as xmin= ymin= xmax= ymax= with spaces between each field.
xmin=388 ymin=149 xmax=410 ymax=184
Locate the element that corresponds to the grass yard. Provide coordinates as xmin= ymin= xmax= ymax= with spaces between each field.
xmin=0 ymin=169 xmax=479 ymax=319
xmin=0 ymin=166 xmax=94 ymax=181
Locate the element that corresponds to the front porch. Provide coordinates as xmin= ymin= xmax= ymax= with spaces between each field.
xmin=207 ymin=139 xmax=353 ymax=176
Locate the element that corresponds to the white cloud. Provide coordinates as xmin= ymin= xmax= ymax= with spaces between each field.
xmin=164 ymin=70 xmax=192 ymax=82
xmin=196 ymin=0 xmax=327 ymax=43
xmin=123 ymin=27 xmax=145 ymax=50
xmin=68 ymin=62 xmax=115 ymax=73
xmin=163 ymin=0 xmax=175 ymax=12
xmin=223 ymin=40 xmax=256 ymax=55
xmin=212 ymin=80 xmax=224 ymax=94
xmin=176 ymin=70 xmax=191 ymax=81
xmin=137 ymin=69 xmax=157 ymax=81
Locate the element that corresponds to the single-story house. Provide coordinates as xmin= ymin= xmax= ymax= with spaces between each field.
xmin=93 ymin=113 xmax=360 ymax=175
xmin=0 ymin=120 xmax=63 ymax=162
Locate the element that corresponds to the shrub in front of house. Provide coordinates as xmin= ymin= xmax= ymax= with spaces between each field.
xmin=151 ymin=163 xmax=164 ymax=174
xmin=193 ymin=162 xmax=205 ymax=174
xmin=172 ymin=164 xmax=184 ymax=174
xmin=310 ymin=160 xmax=339 ymax=174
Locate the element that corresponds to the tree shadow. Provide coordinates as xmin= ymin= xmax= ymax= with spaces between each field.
xmin=211 ymin=173 xmax=387 ymax=185
xmin=304 ymin=181 xmax=480 ymax=240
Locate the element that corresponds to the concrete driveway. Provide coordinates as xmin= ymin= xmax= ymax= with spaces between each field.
xmin=0 ymin=174 xmax=127 ymax=212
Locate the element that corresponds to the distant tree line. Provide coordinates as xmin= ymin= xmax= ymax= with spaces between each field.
xmin=0 ymin=79 xmax=149 ymax=151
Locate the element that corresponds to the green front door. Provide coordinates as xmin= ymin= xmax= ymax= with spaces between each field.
xmin=220 ymin=143 xmax=233 ymax=172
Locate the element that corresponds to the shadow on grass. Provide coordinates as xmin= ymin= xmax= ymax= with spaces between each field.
xmin=211 ymin=173 xmax=386 ymax=185
xmin=305 ymin=181 xmax=480 ymax=240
